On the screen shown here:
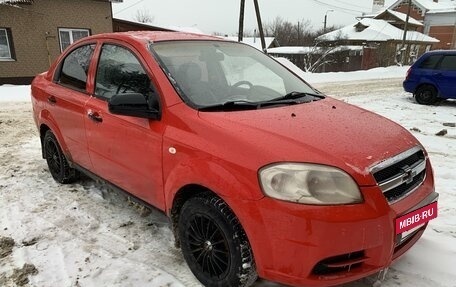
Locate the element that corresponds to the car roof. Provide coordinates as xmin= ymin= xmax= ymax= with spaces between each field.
xmin=423 ymin=49 xmax=456 ymax=56
xmin=83 ymin=31 xmax=226 ymax=45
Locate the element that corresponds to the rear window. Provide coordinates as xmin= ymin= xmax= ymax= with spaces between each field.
xmin=58 ymin=44 xmax=95 ymax=92
xmin=439 ymin=55 xmax=456 ymax=71
xmin=418 ymin=55 xmax=441 ymax=69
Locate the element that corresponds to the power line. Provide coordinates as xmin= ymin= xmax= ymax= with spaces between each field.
xmin=113 ymin=0 xmax=148 ymax=15
xmin=332 ymin=0 xmax=372 ymax=10
xmin=309 ymin=0 xmax=369 ymax=15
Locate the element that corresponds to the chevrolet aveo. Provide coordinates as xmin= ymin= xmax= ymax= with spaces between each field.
xmin=31 ymin=32 xmax=438 ymax=287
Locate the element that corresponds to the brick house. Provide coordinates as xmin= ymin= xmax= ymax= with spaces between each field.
xmin=316 ymin=17 xmax=439 ymax=69
xmin=387 ymin=0 xmax=456 ymax=50
xmin=0 ymin=0 xmax=121 ymax=84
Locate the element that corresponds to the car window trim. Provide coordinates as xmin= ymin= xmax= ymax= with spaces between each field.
xmin=53 ymin=42 xmax=97 ymax=95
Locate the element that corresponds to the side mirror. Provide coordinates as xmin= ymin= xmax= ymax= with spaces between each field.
xmin=108 ymin=93 xmax=160 ymax=120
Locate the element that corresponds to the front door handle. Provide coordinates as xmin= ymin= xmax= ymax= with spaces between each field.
xmin=47 ymin=96 xmax=57 ymax=104
xmin=87 ymin=111 xmax=103 ymax=123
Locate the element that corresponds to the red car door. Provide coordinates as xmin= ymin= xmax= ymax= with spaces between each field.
xmin=44 ymin=44 xmax=95 ymax=169
xmin=84 ymin=43 xmax=166 ymax=209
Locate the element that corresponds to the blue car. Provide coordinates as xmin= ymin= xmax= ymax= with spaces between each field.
xmin=403 ymin=50 xmax=456 ymax=105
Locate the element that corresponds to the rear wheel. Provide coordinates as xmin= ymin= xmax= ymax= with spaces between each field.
xmin=415 ymin=85 xmax=438 ymax=105
xmin=178 ymin=195 xmax=257 ymax=287
xmin=43 ymin=130 xmax=79 ymax=184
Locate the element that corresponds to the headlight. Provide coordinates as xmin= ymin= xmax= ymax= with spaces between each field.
xmin=259 ymin=163 xmax=362 ymax=205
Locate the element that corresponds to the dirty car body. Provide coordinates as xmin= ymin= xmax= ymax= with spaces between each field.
xmin=31 ymin=31 xmax=438 ymax=287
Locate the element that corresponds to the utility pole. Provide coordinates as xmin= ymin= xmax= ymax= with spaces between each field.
xmin=400 ymin=0 xmax=412 ymax=65
xmin=253 ymin=0 xmax=266 ymax=52
xmin=238 ymin=0 xmax=245 ymax=42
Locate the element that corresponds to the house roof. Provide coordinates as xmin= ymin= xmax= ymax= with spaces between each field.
xmin=267 ymin=45 xmax=363 ymax=55
xmin=317 ymin=18 xmax=439 ymax=43
xmin=387 ymin=0 xmax=456 ymax=13
xmin=222 ymin=36 xmax=277 ymax=51
xmin=113 ymin=18 xmax=207 ymax=35
xmin=0 ymin=0 xmax=33 ymax=3
xmin=372 ymin=9 xmax=424 ymax=26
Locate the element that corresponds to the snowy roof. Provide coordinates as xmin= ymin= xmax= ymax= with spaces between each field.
xmin=0 ymin=0 xmax=32 ymax=3
xmin=373 ymin=9 xmax=424 ymax=26
xmin=267 ymin=45 xmax=363 ymax=55
xmin=387 ymin=0 xmax=456 ymax=13
xmin=318 ymin=18 xmax=439 ymax=43
xmin=166 ymin=26 xmax=206 ymax=35
xmin=113 ymin=18 xmax=207 ymax=35
xmin=222 ymin=36 xmax=277 ymax=50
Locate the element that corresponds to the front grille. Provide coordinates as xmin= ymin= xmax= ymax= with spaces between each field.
xmin=373 ymin=150 xmax=424 ymax=183
xmin=312 ymin=251 xmax=366 ymax=275
xmin=383 ymin=170 xmax=425 ymax=202
xmin=371 ymin=147 xmax=426 ymax=203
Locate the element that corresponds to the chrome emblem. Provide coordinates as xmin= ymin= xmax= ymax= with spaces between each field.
xmin=401 ymin=165 xmax=416 ymax=184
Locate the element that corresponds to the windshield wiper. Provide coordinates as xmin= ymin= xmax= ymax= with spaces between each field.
xmin=198 ymin=100 xmax=259 ymax=111
xmin=266 ymin=91 xmax=322 ymax=103
xmin=198 ymin=93 xmax=320 ymax=111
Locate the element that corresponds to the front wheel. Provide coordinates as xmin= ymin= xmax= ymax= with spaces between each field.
xmin=415 ymin=85 xmax=438 ymax=105
xmin=43 ymin=130 xmax=79 ymax=184
xmin=178 ymin=195 xmax=257 ymax=287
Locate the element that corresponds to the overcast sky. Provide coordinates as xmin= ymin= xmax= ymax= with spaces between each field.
xmin=111 ymin=0 xmax=396 ymax=35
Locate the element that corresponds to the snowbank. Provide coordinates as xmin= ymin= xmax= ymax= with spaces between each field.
xmin=0 ymin=85 xmax=31 ymax=102
xmin=275 ymin=57 xmax=409 ymax=84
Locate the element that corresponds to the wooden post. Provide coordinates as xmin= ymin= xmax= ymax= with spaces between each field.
xmin=253 ymin=0 xmax=266 ymax=52
xmin=400 ymin=0 xmax=412 ymax=65
xmin=238 ymin=0 xmax=245 ymax=42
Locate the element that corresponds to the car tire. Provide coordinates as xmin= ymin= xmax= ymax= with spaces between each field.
xmin=43 ymin=130 xmax=79 ymax=184
xmin=415 ymin=85 xmax=438 ymax=105
xmin=178 ymin=194 xmax=257 ymax=287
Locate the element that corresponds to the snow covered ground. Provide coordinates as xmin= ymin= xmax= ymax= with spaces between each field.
xmin=0 ymin=67 xmax=455 ymax=287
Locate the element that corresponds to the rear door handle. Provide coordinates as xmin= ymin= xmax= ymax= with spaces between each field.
xmin=87 ymin=111 xmax=103 ymax=123
xmin=47 ymin=96 xmax=57 ymax=104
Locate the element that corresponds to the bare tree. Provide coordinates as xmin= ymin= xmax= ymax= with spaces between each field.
xmin=301 ymin=44 xmax=338 ymax=72
xmin=263 ymin=17 xmax=340 ymax=47
xmin=301 ymin=30 xmax=345 ymax=72
xmin=265 ymin=17 xmax=313 ymax=46
xmin=134 ymin=8 xmax=154 ymax=23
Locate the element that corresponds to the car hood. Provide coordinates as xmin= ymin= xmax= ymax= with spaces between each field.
xmin=197 ymin=97 xmax=420 ymax=186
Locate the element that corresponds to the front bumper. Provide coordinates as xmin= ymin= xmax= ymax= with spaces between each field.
xmin=229 ymin=170 xmax=437 ymax=287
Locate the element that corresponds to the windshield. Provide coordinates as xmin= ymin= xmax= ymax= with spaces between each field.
xmin=151 ymin=40 xmax=321 ymax=109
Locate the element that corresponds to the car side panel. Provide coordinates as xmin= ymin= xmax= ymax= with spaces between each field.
xmin=31 ymin=73 xmax=92 ymax=168
xmin=84 ymin=96 xmax=166 ymax=209
xmin=437 ymin=69 xmax=456 ymax=99
xmin=44 ymin=83 xmax=92 ymax=169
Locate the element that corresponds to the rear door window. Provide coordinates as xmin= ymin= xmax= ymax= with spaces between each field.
xmin=439 ymin=55 xmax=456 ymax=71
xmin=418 ymin=55 xmax=441 ymax=69
xmin=57 ymin=44 xmax=95 ymax=92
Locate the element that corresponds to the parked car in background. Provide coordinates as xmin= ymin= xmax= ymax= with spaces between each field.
xmin=32 ymin=31 xmax=438 ymax=287
xmin=404 ymin=50 xmax=456 ymax=105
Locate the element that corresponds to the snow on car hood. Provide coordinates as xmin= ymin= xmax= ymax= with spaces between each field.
xmin=197 ymin=97 xmax=420 ymax=186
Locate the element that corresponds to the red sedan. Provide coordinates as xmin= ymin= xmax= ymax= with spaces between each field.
xmin=31 ymin=31 xmax=438 ymax=287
